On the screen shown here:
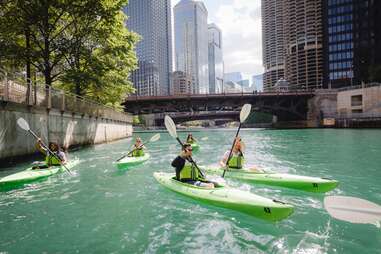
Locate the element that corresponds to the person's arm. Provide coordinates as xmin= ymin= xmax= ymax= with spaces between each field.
xmin=58 ymin=151 xmax=67 ymax=164
xmin=219 ymin=151 xmax=230 ymax=167
xmin=35 ymin=139 xmax=47 ymax=155
xmin=171 ymin=156 xmax=182 ymax=167
xmin=172 ymin=156 xmax=185 ymax=180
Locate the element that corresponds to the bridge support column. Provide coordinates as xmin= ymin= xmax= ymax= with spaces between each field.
xmin=307 ymin=90 xmax=338 ymax=128
xmin=135 ymin=114 xmax=158 ymax=127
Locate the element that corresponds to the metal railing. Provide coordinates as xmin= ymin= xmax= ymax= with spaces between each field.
xmin=126 ymin=89 xmax=316 ymax=101
xmin=0 ymin=69 xmax=131 ymax=123
xmin=324 ymin=112 xmax=381 ymax=120
xmin=337 ymin=82 xmax=381 ymax=92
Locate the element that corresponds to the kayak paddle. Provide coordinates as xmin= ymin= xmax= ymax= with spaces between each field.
xmin=17 ymin=117 xmax=72 ymax=175
xmin=324 ymin=196 xmax=381 ymax=227
xmin=116 ymin=133 xmax=160 ymax=162
xmin=164 ymin=115 xmax=205 ymax=177
xmin=222 ymin=104 xmax=252 ymax=177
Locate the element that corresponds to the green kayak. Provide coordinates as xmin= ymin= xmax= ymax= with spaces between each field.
xmin=116 ymin=153 xmax=150 ymax=170
xmin=204 ymin=167 xmax=339 ymax=193
xmin=0 ymin=159 xmax=79 ymax=188
xmin=153 ymin=172 xmax=294 ymax=222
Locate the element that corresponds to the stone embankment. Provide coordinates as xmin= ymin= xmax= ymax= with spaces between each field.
xmin=0 ymin=70 xmax=132 ymax=165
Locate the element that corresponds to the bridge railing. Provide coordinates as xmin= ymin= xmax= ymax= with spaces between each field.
xmin=337 ymin=82 xmax=381 ymax=92
xmin=125 ymin=89 xmax=315 ymax=101
xmin=324 ymin=112 xmax=381 ymax=119
xmin=0 ymin=69 xmax=131 ymax=123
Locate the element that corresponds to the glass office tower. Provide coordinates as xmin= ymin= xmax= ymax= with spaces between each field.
xmin=208 ymin=23 xmax=223 ymax=94
xmin=174 ymin=0 xmax=209 ymax=94
xmin=124 ymin=0 xmax=172 ymax=96
xmin=324 ymin=0 xmax=381 ymax=88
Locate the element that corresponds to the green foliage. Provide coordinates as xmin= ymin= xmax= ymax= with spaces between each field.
xmin=132 ymin=115 xmax=140 ymax=125
xmin=0 ymin=0 xmax=138 ymax=106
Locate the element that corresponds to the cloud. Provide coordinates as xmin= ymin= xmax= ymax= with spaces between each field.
xmin=214 ymin=0 xmax=263 ymax=76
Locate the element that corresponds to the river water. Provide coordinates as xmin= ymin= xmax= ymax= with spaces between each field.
xmin=0 ymin=129 xmax=380 ymax=253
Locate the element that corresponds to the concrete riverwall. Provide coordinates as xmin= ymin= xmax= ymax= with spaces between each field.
xmin=0 ymin=102 xmax=133 ymax=164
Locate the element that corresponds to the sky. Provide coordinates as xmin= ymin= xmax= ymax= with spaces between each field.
xmin=171 ymin=0 xmax=263 ymax=78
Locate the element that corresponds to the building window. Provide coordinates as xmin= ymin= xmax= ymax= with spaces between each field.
xmin=351 ymin=95 xmax=362 ymax=107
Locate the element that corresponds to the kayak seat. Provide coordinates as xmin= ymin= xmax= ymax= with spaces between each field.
xmin=171 ymin=177 xmax=222 ymax=188
xmin=32 ymin=165 xmax=49 ymax=170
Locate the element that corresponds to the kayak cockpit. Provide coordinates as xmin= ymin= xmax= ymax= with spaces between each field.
xmin=170 ymin=177 xmax=224 ymax=189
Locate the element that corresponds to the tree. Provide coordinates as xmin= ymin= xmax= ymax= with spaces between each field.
xmin=0 ymin=0 xmax=138 ymax=105
xmin=60 ymin=2 xmax=139 ymax=104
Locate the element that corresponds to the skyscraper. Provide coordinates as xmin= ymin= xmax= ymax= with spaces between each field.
xmin=174 ymin=0 xmax=209 ymax=94
xmin=262 ymin=0 xmax=285 ymax=91
xmin=262 ymin=0 xmax=324 ymax=91
xmin=323 ymin=0 xmax=381 ymax=88
xmin=283 ymin=0 xmax=324 ymax=90
xmin=252 ymin=74 xmax=264 ymax=92
xmin=208 ymin=23 xmax=223 ymax=94
xmin=124 ymin=0 xmax=172 ymax=96
xmin=171 ymin=71 xmax=193 ymax=95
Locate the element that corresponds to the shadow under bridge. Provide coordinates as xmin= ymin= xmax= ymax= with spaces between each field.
xmin=122 ymin=92 xmax=315 ymax=122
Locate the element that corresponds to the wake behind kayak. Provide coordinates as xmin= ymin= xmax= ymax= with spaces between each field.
xmin=154 ymin=172 xmax=294 ymax=222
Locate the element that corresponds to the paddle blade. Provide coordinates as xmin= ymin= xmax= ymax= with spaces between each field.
xmin=17 ymin=118 xmax=30 ymax=131
xmin=324 ymin=196 xmax=381 ymax=225
xmin=201 ymin=137 xmax=209 ymax=141
xmin=150 ymin=133 xmax=161 ymax=142
xmin=240 ymin=104 xmax=252 ymax=123
xmin=164 ymin=115 xmax=177 ymax=138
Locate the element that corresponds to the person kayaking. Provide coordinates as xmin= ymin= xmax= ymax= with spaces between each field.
xmin=35 ymin=138 xmax=67 ymax=168
xmin=220 ymin=137 xmax=262 ymax=173
xmin=171 ymin=143 xmax=214 ymax=188
xmin=131 ymin=137 xmax=145 ymax=157
xmin=220 ymin=137 xmax=245 ymax=169
xmin=186 ymin=133 xmax=197 ymax=144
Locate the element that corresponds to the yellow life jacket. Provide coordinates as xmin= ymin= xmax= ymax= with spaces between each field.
xmin=179 ymin=161 xmax=203 ymax=181
xmin=132 ymin=148 xmax=144 ymax=157
xmin=45 ymin=153 xmax=62 ymax=166
xmin=228 ymin=154 xmax=244 ymax=169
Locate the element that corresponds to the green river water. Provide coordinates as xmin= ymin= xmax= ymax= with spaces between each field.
xmin=0 ymin=129 xmax=380 ymax=253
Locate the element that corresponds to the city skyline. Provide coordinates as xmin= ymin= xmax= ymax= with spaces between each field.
xmin=124 ymin=0 xmax=381 ymax=93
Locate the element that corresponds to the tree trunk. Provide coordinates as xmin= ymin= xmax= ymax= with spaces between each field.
xmin=43 ymin=1 xmax=51 ymax=88
xmin=25 ymin=27 xmax=32 ymax=104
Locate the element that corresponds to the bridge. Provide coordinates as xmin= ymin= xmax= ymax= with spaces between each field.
xmin=154 ymin=111 xmax=240 ymax=125
xmin=123 ymin=91 xmax=316 ymax=122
